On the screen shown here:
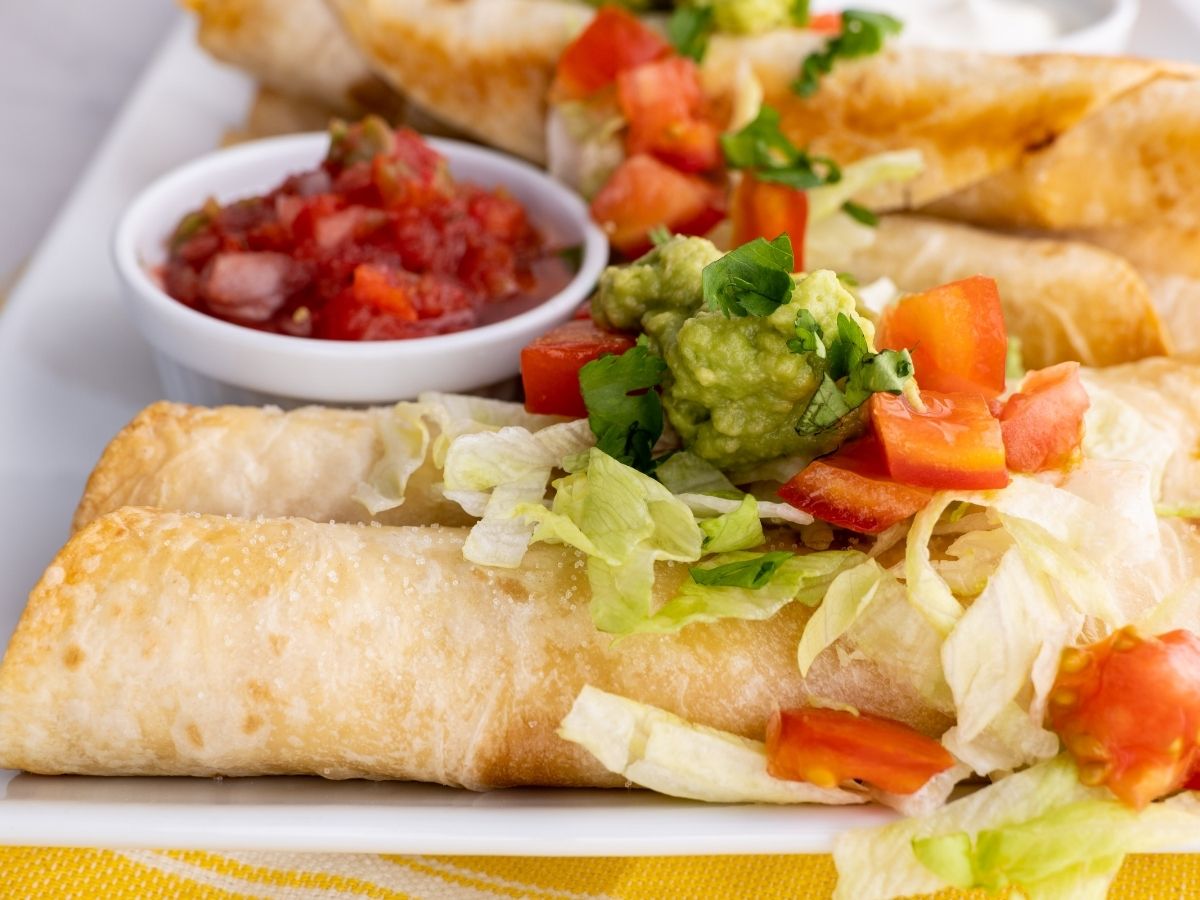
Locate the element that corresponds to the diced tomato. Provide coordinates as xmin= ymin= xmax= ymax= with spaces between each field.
xmin=767 ymin=707 xmax=955 ymax=795
xmin=730 ymin=173 xmax=808 ymax=271
xmin=778 ymin=437 xmax=931 ymax=534
xmin=876 ymin=276 xmax=1007 ymax=398
xmin=808 ymin=12 xmax=844 ymax=32
xmin=1049 ymin=628 xmax=1200 ymax=809
xmin=1000 ymin=362 xmax=1090 ymax=473
xmin=590 ymin=154 xmax=724 ymax=257
xmin=521 ymin=318 xmax=636 ymax=417
xmin=200 ymin=251 xmax=305 ymax=322
xmin=617 ymin=57 xmax=720 ymax=174
xmin=552 ymin=7 xmax=670 ymax=100
xmin=871 ymin=391 xmax=1010 ymax=490
xmin=351 ymin=264 xmax=418 ymax=321
xmin=317 ymin=285 xmax=474 ymax=341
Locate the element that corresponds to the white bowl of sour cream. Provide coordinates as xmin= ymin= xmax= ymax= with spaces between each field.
xmin=813 ymin=0 xmax=1140 ymax=55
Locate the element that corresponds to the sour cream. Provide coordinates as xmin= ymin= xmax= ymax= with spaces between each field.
xmin=815 ymin=0 xmax=1064 ymax=53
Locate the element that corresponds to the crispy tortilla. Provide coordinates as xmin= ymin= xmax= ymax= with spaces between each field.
xmin=321 ymin=2 xmax=1180 ymax=207
xmin=925 ymin=75 xmax=1200 ymax=230
xmin=325 ymin=0 xmax=593 ymax=163
xmin=1059 ymin=225 xmax=1200 ymax=355
xmin=705 ymin=40 xmax=1170 ymax=211
xmin=829 ymin=214 xmax=1169 ymax=368
xmin=71 ymin=401 xmax=473 ymax=533
xmin=0 ymin=507 xmax=945 ymax=785
xmin=182 ymin=0 xmax=407 ymax=116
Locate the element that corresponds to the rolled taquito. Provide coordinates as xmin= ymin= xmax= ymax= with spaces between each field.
xmin=924 ymin=75 xmax=1200 ymax=231
xmin=821 ymin=214 xmax=1169 ymax=369
xmin=73 ymin=355 xmax=1200 ymax=532
xmin=0 ymin=508 xmax=945 ymax=786
xmin=183 ymin=0 xmax=406 ymax=117
xmin=1057 ymin=225 xmax=1200 ymax=356
xmin=71 ymin=401 xmax=474 ymax=533
xmin=322 ymin=0 xmax=1189 ymax=213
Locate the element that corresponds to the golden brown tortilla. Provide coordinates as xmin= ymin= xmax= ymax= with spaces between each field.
xmin=830 ymin=214 xmax=1169 ymax=368
xmin=0 ymin=508 xmax=945 ymax=786
xmin=71 ymin=401 xmax=473 ymax=533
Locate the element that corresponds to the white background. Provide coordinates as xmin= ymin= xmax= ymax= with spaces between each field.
xmin=1 ymin=0 xmax=1200 ymax=290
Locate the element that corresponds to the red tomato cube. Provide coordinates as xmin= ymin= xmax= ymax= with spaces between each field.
xmin=877 ymin=276 xmax=1007 ymax=398
xmin=871 ymin=391 xmax=1010 ymax=490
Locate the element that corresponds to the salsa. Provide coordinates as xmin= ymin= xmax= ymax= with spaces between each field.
xmin=161 ymin=118 xmax=576 ymax=341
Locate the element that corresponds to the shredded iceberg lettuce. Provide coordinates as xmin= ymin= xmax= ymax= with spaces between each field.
xmin=697 ymin=494 xmax=765 ymax=552
xmin=912 ymin=788 xmax=1200 ymax=898
xmin=559 ymin=686 xmax=866 ymax=805
xmin=805 ymin=150 xmax=924 ymax=271
xmin=654 ymin=450 xmax=739 ymax=496
xmin=796 ymin=559 xmax=889 ymax=675
xmin=354 ymin=394 xmax=566 ymax=516
xmin=353 ymin=401 xmax=434 ymax=516
xmin=631 ymin=549 xmax=866 ymax=637
xmin=515 ymin=448 xmax=703 ymax=632
xmin=1081 ymin=377 xmax=1177 ymax=501
xmin=442 ymin=418 xmax=595 ymax=567
xmin=678 ymin=492 xmax=814 ymax=527
xmin=833 ymin=756 xmax=1103 ymax=900
xmin=807 ymin=150 xmax=925 ymax=224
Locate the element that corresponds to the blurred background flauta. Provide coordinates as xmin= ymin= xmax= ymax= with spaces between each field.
xmin=2 ymin=0 xmax=1200 ymax=300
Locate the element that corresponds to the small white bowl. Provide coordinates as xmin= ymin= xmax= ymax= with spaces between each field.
xmin=113 ymin=133 xmax=608 ymax=406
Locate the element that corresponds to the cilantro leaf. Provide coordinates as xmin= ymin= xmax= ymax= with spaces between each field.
xmin=690 ymin=551 xmax=796 ymax=589
xmin=721 ymin=106 xmax=842 ymax=189
xmin=841 ymin=200 xmax=879 ymax=226
xmin=793 ymin=9 xmax=903 ymax=97
xmin=668 ymin=4 xmax=715 ymax=62
xmin=825 ymin=310 xmax=869 ymax=379
xmin=791 ymin=0 xmax=811 ymax=26
xmin=787 ymin=308 xmax=826 ymax=356
xmin=579 ymin=342 xmax=667 ymax=473
xmin=701 ymin=235 xmax=795 ymax=318
xmin=792 ymin=312 xmax=912 ymax=435
xmin=844 ymin=348 xmax=913 ymax=407
xmin=796 ymin=375 xmax=855 ymax=434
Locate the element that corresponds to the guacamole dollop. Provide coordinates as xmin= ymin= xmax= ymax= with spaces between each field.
xmin=710 ymin=0 xmax=795 ymax=34
xmin=593 ymin=237 xmax=874 ymax=470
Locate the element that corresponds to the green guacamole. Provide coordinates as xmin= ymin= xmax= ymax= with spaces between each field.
xmin=709 ymin=0 xmax=795 ymax=34
xmin=593 ymin=237 xmax=874 ymax=470
xmin=582 ymin=0 xmax=798 ymax=35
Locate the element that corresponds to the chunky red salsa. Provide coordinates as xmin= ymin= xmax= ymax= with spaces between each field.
xmin=161 ymin=118 xmax=576 ymax=340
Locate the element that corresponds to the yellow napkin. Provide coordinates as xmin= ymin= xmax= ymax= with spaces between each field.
xmin=0 ymin=849 xmax=1197 ymax=899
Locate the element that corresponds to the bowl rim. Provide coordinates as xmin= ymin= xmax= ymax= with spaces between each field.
xmin=111 ymin=132 xmax=609 ymax=361
xmin=1050 ymin=0 xmax=1139 ymax=49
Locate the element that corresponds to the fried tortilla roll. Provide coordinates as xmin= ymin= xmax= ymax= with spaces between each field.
xmin=1059 ymin=225 xmax=1200 ymax=356
xmin=324 ymin=0 xmax=1179 ymax=197
xmin=0 ymin=508 xmax=945 ymax=786
xmin=183 ymin=0 xmax=406 ymax=117
xmin=327 ymin=0 xmax=592 ymax=163
xmin=72 ymin=402 xmax=473 ymax=533
xmin=829 ymin=214 xmax=1168 ymax=368
xmin=925 ymin=75 xmax=1200 ymax=231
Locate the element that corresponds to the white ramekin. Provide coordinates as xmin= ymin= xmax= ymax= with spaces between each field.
xmin=113 ymin=134 xmax=608 ymax=406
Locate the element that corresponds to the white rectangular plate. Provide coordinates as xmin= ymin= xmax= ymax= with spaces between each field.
xmin=4 ymin=15 xmax=1199 ymax=859
xmin=0 ymin=16 xmax=897 ymax=855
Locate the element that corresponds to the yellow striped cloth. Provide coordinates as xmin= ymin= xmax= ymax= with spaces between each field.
xmin=0 ymin=850 xmax=1197 ymax=899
